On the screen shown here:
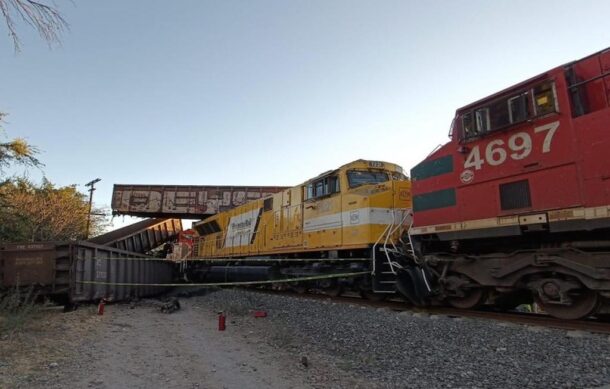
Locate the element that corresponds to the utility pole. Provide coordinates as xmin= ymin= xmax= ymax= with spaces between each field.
xmin=85 ymin=178 xmax=101 ymax=239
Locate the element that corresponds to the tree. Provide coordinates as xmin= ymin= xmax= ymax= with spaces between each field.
xmin=0 ymin=178 xmax=109 ymax=243
xmin=0 ymin=0 xmax=67 ymax=52
xmin=0 ymin=112 xmax=42 ymax=180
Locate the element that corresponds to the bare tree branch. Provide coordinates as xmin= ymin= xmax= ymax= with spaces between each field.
xmin=0 ymin=0 xmax=68 ymax=52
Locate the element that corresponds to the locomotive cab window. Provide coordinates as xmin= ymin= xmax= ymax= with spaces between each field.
xmin=263 ymin=197 xmax=273 ymax=211
xmin=508 ymin=93 xmax=529 ymax=123
xmin=533 ymin=81 xmax=558 ymax=116
xmin=475 ymin=108 xmax=490 ymax=133
xmin=305 ymin=175 xmax=340 ymax=200
xmin=460 ymin=81 xmax=557 ymax=142
xmin=347 ymin=170 xmax=389 ymax=188
xmin=462 ymin=113 xmax=475 ymax=138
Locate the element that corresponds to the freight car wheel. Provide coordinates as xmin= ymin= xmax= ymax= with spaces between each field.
xmin=535 ymin=289 xmax=599 ymax=320
xmin=447 ymin=288 xmax=487 ymax=309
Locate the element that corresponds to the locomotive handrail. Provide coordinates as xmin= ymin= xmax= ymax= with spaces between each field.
xmin=373 ymin=209 xmax=410 ymax=276
xmin=383 ymin=209 xmax=410 ymax=273
xmin=372 ymin=222 xmax=392 ymax=275
xmin=567 ymin=71 xmax=610 ymax=90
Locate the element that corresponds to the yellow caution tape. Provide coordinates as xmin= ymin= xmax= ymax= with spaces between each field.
xmin=75 ymin=257 xmax=370 ymax=262
xmin=75 ymin=271 xmax=371 ymax=287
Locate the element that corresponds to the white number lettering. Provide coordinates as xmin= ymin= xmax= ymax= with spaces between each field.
xmin=534 ymin=121 xmax=559 ymax=153
xmin=508 ymin=132 xmax=532 ymax=160
xmin=464 ymin=122 xmax=558 ymax=172
xmin=485 ymin=139 xmax=507 ymax=166
xmin=464 ymin=146 xmax=484 ymax=170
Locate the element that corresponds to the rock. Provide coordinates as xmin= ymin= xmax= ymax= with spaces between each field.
xmin=48 ymin=362 xmax=59 ymax=369
xmin=196 ymin=288 xmax=610 ymax=388
xmin=566 ymin=330 xmax=590 ymax=338
xmin=159 ymin=298 xmax=181 ymax=314
xmin=496 ymin=322 xmax=519 ymax=329
xmin=526 ymin=326 xmax=546 ymax=333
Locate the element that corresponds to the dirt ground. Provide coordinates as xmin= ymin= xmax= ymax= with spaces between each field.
xmin=0 ymin=295 xmax=364 ymax=389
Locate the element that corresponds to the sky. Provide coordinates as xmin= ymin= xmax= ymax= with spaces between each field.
xmin=1 ymin=0 xmax=609 ymax=230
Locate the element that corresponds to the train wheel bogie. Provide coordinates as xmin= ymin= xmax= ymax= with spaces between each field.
xmin=528 ymin=277 xmax=599 ymax=319
xmin=446 ymin=288 xmax=487 ymax=309
xmin=535 ymin=288 xmax=599 ymax=320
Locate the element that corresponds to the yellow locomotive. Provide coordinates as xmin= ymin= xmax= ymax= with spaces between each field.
xmin=189 ymin=159 xmax=411 ymax=296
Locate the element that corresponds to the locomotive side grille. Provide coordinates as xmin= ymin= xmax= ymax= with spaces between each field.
xmin=499 ymin=180 xmax=531 ymax=210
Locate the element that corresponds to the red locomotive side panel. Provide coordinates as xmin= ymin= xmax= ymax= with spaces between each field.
xmin=411 ymin=48 xmax=610 ymax=238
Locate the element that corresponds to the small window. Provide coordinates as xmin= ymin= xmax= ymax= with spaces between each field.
xmin=508 ymin=93 xmax=529 ymax=123
xmin=263 ymin=197 xmax=273 ymax=211
xmin=305 ymin=184 xmax=314 ymax=200
xmin=533 ymin=82 xmax=557 ymax=116
xmin=475 ymin=108 xmax=490 ymax=133
xmin=306 ymin=176 xmax=340 ymax=199
xmin=315 ymin=181 xmax=324 ymax=197
xmin=328 ymin=176 xmax=340 ymax=193
xmin=462 ymin=113 xmax=475 ymax=138
xmin=489 ymin=99 xmax=510 ymax=130
xmin=195 ymin=220 xmax=221 ymax=235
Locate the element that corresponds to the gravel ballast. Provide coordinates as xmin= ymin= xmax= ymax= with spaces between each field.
xmin=197 ymin=288 xmax=610 ymax=389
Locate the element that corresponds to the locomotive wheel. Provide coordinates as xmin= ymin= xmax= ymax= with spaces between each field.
xmin=536 ymin=289 xmax=599 ymax=320
xmin=447 ymin=288 xmax=487 ymax=310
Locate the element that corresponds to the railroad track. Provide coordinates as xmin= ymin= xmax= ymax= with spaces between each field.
xmin=248 ymin=288 xmax=610 ymax=335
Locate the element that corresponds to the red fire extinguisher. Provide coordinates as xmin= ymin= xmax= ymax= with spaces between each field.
xmin=97 ymin=299 xmax=107 ymax=315
xmin=218 ymin=312 xmax=226 ymax=331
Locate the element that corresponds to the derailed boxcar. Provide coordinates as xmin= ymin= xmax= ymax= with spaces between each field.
xmin=0 ymin=241 xmax=173 ymax=303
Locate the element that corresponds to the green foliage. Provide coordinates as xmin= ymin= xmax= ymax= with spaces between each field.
xmin=0 ymin=112 xmax=42 ymax=176
xmin=0 ymin=285 xmax=39 ymax=335
xmin=0 ymin=178 xmax=110 ymax=243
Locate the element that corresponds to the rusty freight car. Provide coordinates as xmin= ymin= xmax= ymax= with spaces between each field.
xmin=0 ymin=241 xmax=173 ymax=303
xmin=112 ymin=184 xmax=288 ymax=219
xmin=88 ymin=218 xmax=183 ymax=254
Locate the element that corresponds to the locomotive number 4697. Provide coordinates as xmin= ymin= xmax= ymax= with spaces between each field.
xmin=463 ymin=121 xmax=559 ymax=171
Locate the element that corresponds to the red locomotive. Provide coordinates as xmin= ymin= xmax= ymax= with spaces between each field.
xmin=403 ymin=48 xmax=610 ymax=319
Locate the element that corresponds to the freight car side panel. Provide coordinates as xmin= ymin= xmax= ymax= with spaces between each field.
xmin=112 ymin=185 xmax=288 ymax=218
xmin=0 ymin=242 xmax=172 ymax=302
xmin=89 ymin=218 xmax=183 ymax=253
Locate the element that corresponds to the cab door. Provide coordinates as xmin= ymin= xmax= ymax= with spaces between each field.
xmin=303 ymin=175 xmax=342 ymax=250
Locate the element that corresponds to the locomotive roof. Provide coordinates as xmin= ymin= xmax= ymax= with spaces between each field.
xmin=304 ymin=159 xmax=404 ymax=183
xmin=456 ymin=47 xmax=610 ymax=113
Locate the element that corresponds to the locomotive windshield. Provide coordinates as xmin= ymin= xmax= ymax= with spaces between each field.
xmin=347 ymin=170 xmax=389 ymax=188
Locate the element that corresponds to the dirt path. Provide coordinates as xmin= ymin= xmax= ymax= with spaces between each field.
xmin=52 ymin=300 xmax=314 ymax=389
